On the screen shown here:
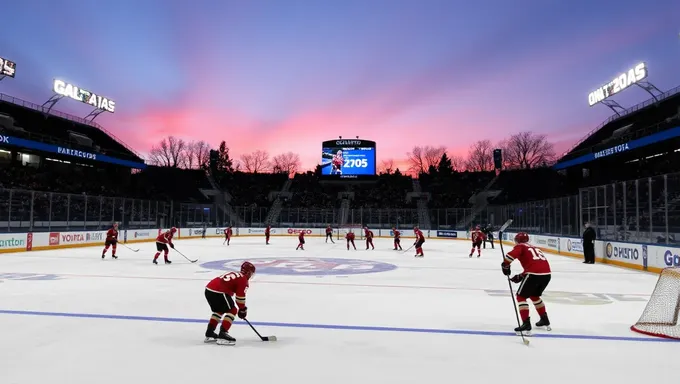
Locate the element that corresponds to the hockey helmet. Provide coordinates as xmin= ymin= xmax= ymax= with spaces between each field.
xmin=514 ymin=232 xmax=529 ymax=244
xmin=170 ymin=227 xmax=177 ymax=233
xmin=241 ymin=261 xmax=256 ymax=278
xmin=476 ymin=225 xmax=481 ymax=229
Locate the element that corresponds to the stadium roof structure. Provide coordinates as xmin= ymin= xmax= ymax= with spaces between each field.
xmin=0 ymin=92 xmax=142 ymax=161
xmin=554 ymin=84 xmax=680 ymax=170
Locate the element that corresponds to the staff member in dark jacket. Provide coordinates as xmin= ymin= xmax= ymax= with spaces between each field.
xmin=583 ymin=222 xmax=596 ymax=264
xmin=482 ymin=224 xmax=494 ymax=249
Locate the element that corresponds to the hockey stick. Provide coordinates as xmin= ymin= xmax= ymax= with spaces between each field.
xmin=120 ymin=243 xmax=139 ymax=252
xmin=401 ymin=243 xmax=415 ymax=254
xmin=243 ymin=318 xmax=277 ymax=341
xmin=173 ymin=247 xmax=198 ymax=263
xmin=498 ymin=219 xmax=529 ymax=346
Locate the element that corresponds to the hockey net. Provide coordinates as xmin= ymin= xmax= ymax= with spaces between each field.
xmin=335 ymin=224 xmax=364 ymax=241
xmin=631 ymin=267 xmax=680 ymax=339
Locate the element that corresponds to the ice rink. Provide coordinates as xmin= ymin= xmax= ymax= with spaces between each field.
xmin=0 ymin=235 xmax=677 ymax=384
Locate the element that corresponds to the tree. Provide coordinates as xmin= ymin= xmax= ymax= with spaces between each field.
xmin=450 ymin=155 xmax=466 ymax=172
xmin=272 ymin=152 xmax=301 ymax=175
xmin=240 ymin=150 xmax=271 ymax=173
xmin=379 ymin=159 xmax=396 ymax=174
xmin=216 ymin=141 xmax=235 ymax=172
xmin=437 ymin=153 xmax=453 ymax=175
xmin=183 ymin=142 xmax=197 ymax=169
xmin=406 ymin=145 xmax=447 ymax=175
xmin=465 ymin=139 xmax=494 ymax=172
xmin=148 ymin=136 xmax=186 ymax=168
xmin=196 ymin=141 xmax=211 ymax=170
xmin=501 ymin=131 xmax=556 ymax=169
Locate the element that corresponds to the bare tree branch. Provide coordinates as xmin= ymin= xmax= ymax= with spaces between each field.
xmin=450 ymin=155 xmax=466 ymax=172
xmin=240 ymin=150 xmax=271 ymax=173
xmin=465 ymin=139 xmax=494 ymax=172
xmin=378 ymin=159 xmax=396 ymax=174
xmin=272 ymin=152 xmax=301 ymax=175
xmin=406 ymin=146 xmax=426 ymax=175
xmin=148 ymin=136 xmax=186 ymax=168
xmin=424 ymin=146 xmax=447 ymax=170
xmin=183 ymin=142 xmax=196 ymax=169
xmin=502 ymin=131 xmax=556 ymax=169
xmin=193 ymin=141 xmax=211 ymax=169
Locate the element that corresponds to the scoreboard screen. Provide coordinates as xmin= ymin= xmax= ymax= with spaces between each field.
xmin=320 ymin=139 xmax=376 ymax=179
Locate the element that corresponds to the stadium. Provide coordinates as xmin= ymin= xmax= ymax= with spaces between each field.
xmin=2 ymin=42 xmax=680 ymax=383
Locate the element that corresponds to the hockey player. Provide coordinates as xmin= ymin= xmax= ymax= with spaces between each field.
xmin=265 ymin=225 xmax=271 ymax=245
xmin=325 ymin=225 xmax=334 ymax=243
xmin=364 ymin=227 xmax=375 ymax=250
xmin=223 ymin=226 xmax=232 ymax=245
xmin=204 ymin=261 xmax=256 ymax=345
xmin=392 ymin=227 xmax=402 ymax=250
xmin=470 ymin=225 xmax=485 ymax=257
xmin=153 ymin=227 xmax=177 ymax=264
xmin=102 ymin=223 xmax=119 ymax=259
xmin=414 ymin=227 xmax=425 ymax=257
xmin=296 ymin=231 xmax=305 ymax=250
xmin=346 ymin=231 xmax=356 ymax=250
xmin=501 ymin=232 xmax=552 ymax=335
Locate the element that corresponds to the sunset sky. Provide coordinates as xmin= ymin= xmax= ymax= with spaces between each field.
xmin=1 ymin=0 xmax=680 ymax=171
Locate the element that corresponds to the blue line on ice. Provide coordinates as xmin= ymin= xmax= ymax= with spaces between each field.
xmin=0 ymin=309 xmax=676 ymax=343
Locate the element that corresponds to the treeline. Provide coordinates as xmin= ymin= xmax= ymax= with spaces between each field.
xmin=379 ymin=131 xmax=556 ymax=176
xmin=147 ymin=136 xmax=301 ymax=174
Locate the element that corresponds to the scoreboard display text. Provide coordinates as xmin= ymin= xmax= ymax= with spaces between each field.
xmin=320 ymin=139 xmax=376 ymax=179
xmin=0 ymin=56 xmax=16 ymax=78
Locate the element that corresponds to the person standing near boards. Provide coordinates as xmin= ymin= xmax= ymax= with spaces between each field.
xmin=583 ymin=222 xmax=596 ymax=264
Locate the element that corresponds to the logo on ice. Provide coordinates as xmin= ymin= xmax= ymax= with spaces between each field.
xmin=200 ymin=257 xmax=398 ymax=276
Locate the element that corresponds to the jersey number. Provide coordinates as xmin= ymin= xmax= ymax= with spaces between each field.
xmin=220 ymin=272 xmax=243 ymax=281
xmin=528 ymin=248 xmax=547 ymax=261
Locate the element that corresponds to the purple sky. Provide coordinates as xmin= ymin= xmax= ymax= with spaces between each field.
xmin=1 ymin=0 xmax=679 ymax=171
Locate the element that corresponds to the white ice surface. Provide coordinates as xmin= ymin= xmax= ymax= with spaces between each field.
xmin=0 ymin=236 xmax=676 ymax=384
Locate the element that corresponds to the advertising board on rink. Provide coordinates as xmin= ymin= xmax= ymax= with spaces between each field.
xmin=2 ymin=226 xmax=680 ymax=274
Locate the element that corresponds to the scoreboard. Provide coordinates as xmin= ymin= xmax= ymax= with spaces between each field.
xmin=320 ymin=139 xmax=376 ymax=179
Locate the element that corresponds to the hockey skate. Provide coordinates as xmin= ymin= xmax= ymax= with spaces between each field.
xmin=469 ymin=253 xmax=473 ymax=258
xmin=204 ymin=327 xmax=218 ymax=343
xmin=165 ymin=259 xmax=172 ymax=264
xmin=112 ymin=255 xmax=117 ymax=259
xmin=216 ymin=330 xmax=236 ymax=346
xmin=514 ymin=318 xmax=532 ymax=336
xmin=535 ymin=313 xmax=552 ymax=331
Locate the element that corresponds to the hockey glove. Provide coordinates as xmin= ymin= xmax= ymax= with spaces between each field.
xmin=510 ymin=274 xmax=524 ymax=284
xmin=501 ymin=263 xmax=511 ymax=276
xmin=237 ymin=307 xmax=248 ymax=319
xmin=169 ymin=243 xmax=175 ymax=249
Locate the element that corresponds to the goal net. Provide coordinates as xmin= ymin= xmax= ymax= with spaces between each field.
xmin=631 ymin=267 xmax=680 ymax=339
xmin=335 ymin=224 xmax=364 ymax=241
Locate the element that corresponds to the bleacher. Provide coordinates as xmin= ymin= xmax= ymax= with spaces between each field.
xmin=0 ymin=94 xmax=143 ymax=163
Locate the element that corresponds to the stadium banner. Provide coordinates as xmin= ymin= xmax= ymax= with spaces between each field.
xmin=561 ymin=238 xmax=584 ymax=254
xmin=127 ymin=230 xmax=155 ymax=242
xmin=0 ymin=135 xmax=146 ymax=169
xmin=554 ymin=126 xmax=680 ymax=170
xmin=53 ymin=79 xmax=116 ymax=113
xmin=436 ymin=230 xmax=458 ymax=238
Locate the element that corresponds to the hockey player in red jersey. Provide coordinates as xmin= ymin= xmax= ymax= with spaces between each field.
xmin=414 ymin=227 xmax=425 ymax=257
xmin=223 ymin=226 xmax=233 ymax=245
xmin=102 ymin=223 xmax=119 ymax=259
xmin=204 ymin=261 xmax=256 ymax=345
xmin=346 ymin=231 xmax=356 ymax=250
xmin=296 ymin=231 xmax=305 ymax=250
xmin=153 ymin=227 xmax=176 ymax=264
xmin=501 ymin=232 xmax=552 ymax=335
xmin=325 ymin=225 xmax=334 ymax=243
xmin=392 ymin=227 xmax=402 ymax=250
xmin=364 ymin=227 xmax=375 ymax=250
xmin=470 ymin=225 xmax=486 ymax=257
xmin=265 ymin=225 xmax=271 ymax=245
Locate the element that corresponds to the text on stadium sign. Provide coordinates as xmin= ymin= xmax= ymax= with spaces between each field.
xmin=336 ymin=140 xmax=363 ymax=146
xmin=53 ymin=79 xmax=116 ymax=113
xmin=588 ymin=63 xmax=647 ymax=106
